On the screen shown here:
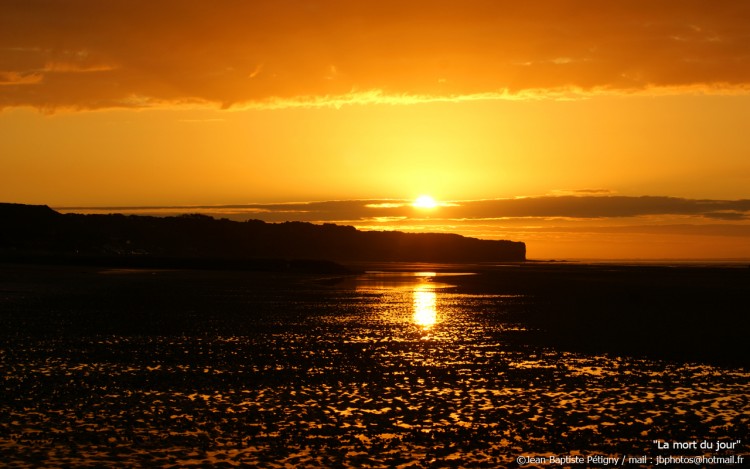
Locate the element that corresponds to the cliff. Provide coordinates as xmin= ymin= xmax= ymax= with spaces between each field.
xmin=0 ymin=203 xmax=526 ymax=265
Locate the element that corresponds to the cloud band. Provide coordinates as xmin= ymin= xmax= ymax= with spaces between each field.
xmin=2 ymin=1 xmax=750 ymax=111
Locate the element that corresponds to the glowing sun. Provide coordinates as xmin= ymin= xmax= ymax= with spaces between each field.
xmin=412 ymin=195 xmax=438 ymax=209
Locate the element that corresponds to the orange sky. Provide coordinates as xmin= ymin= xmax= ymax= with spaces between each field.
xmin=2 ymin=1 xmax=750 ymax=259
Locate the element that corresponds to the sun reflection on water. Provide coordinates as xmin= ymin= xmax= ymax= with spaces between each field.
xmin=412 ymin=284 xmax=437 ymax=330
xmin=347 ymin=270 xmax=459 ymax=332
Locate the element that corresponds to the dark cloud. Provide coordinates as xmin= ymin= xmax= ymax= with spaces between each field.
xmin=2 ymin=0 xmax=750 ymax=111
xmin=524 ymin=223 xmax=750 ymax=237
xmin=445 ymin=196 xmax=750 ymax=219
xmin=59 ymin=196 xmax=750 ymax=223
xmin=702 ymin=211 xmax=749 ymax=221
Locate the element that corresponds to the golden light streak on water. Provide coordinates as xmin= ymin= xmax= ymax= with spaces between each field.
xmin=412 ymin=284 xmax=437 ymax=330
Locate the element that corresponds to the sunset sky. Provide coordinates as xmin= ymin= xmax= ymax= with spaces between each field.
xmin=2 ymin=0 xmax=750 ymax=259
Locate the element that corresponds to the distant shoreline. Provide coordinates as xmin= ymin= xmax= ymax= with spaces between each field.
xmin=1 ymin=202 xmax=526 ymax=264
xmin=0 ymin=253 xmax=356 ymax=275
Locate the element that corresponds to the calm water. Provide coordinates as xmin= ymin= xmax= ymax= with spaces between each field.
xmin=1 ymin=268 xmax=748 ymax=467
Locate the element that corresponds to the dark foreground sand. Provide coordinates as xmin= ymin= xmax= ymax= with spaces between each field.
xmin=1 ymin=262 xmax=748 ymax=467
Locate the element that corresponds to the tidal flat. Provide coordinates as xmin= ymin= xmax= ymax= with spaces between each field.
xmin=1 ymin=263 xmax=748 ymax=467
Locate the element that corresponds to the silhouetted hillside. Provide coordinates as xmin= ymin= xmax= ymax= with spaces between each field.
xmin=0 ymin=203 xmax=526 ymax=266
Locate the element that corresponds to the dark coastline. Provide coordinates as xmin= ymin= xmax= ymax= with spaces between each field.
xmin=0 ymin=254 xmax=355 ymax=275
xmin=0 ymin=202 xmax=526 ymax=264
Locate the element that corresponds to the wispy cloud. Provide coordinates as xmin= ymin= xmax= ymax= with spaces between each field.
xmin=0 ymin=71 xmax=42 ymax=86
xmin=41 ymin=62 xmax=117 ymax=73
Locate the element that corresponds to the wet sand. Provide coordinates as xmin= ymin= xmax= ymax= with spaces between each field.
xmin=1 ymin=262 xmax=748 ymax=467
xmin=448 ymin=262 xmax=750 ymax=367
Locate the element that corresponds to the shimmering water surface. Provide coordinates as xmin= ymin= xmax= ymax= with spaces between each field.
xmin=1 ymin=267 xmax=748 ymax=467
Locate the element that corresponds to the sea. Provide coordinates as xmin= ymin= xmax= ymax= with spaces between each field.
xmin=0 ymin=263 xmax=748 ymax=467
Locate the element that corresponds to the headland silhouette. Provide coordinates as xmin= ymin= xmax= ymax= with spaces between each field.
xmin=0 ymin=203 xmax=525 ymax=270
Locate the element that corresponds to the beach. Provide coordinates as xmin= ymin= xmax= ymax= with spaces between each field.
xmin=1 ymin=262 xmax=748 ymax=467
